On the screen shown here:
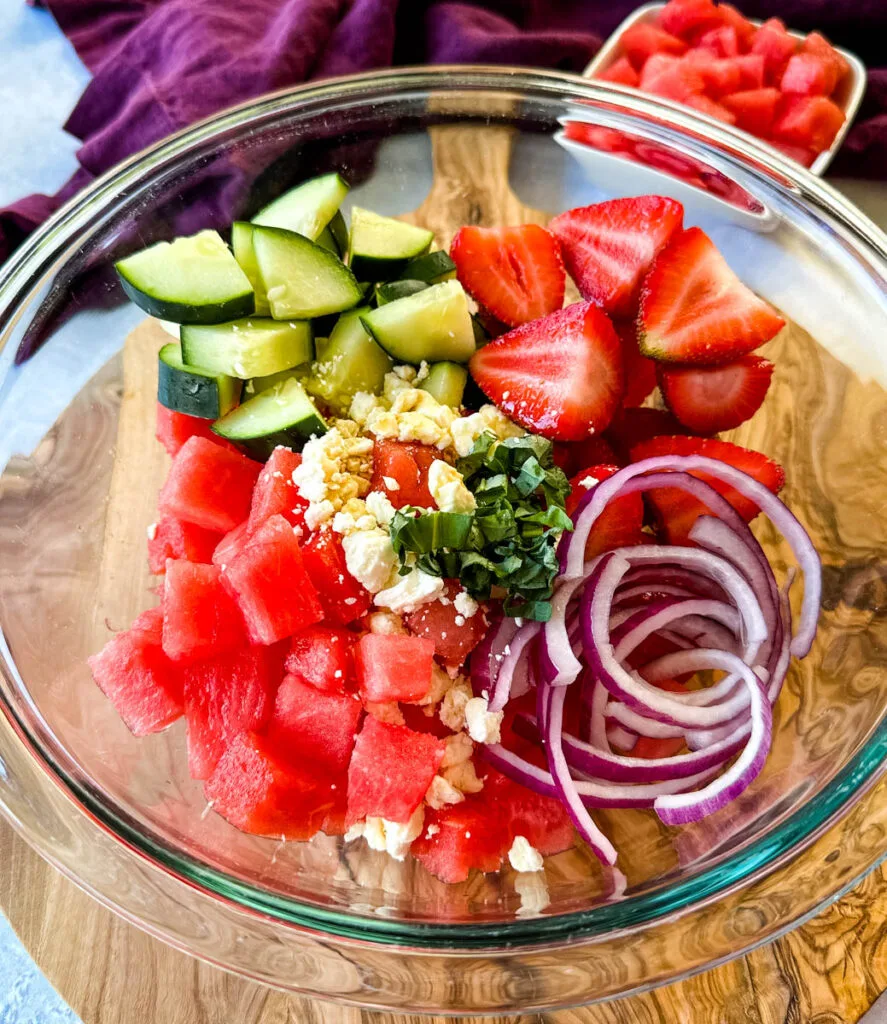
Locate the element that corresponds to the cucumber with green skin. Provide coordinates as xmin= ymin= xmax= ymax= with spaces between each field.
xmin=305 ymin=307 xmax=392 ymax=415
xmin=158 ymin=343 xmax=242 ymax=419
xmin=397 ymin=249 xmax=456 ymax=284
xmin=317 ymin=211 xmax=349 ymax=255
xmin=360 ymin=280 xmax=476 ymax=364
xmin=347 ymin=207 xmax=433 ymax=281
xmin=252 ymin=226 xmax=363 ymax=320
xmin=231 ymin=222 xmax=270 ymax=316
xmin=181 ymin=317 xmax=314 ymax=379
xmin=244 ymin=365 xmax=310 ymax=398
xmin=420 ymin=362 xmax=468 ymax=408
xmin=374 ymin=279 xmax=428 ymax=306
xmin=212 ymin=376 xmax=327 ymax=457
xmin=115 ymin=231 xmax=254 ymax=325
xmin=251 ymin=173 xmax=349 ymax=240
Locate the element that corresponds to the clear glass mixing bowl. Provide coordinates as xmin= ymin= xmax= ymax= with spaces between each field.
xmin=0 ymin=68 xmax=886 ymax=1014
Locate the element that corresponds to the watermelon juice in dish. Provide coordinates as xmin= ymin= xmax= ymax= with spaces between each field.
xmin=90 ymin=171 xmax=820 ymax=884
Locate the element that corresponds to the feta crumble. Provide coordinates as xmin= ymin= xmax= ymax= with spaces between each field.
xmin=341 ymin=529 xmax=398 ymax=593
xmin=345 ymin=806 xmax=425 ymax=861
xmin=508 ymin=835 xmax=544 ymax=873
xmin=427 ymin=459 xmax=476 ymax=513
xmin=464 ymin=696 xmax=504 ymax=744
xmin=450 ymin=405 xmax=524 ymax=458
xmin=374 ymin=566 xmax=445 ymax=614
xmin=453 ymin=591 xmax=479 ymax=618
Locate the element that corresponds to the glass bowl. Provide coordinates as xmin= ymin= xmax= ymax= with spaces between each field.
xmin=0 ymin=68 xmax=886 ymax=1015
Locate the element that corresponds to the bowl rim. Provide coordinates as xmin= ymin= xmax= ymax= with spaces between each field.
xmin=1 ymin=65 xmax=887 ymax=950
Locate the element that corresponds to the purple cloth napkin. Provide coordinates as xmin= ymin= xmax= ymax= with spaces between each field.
xmin=2 ymin=0 xmax=886 ymax=263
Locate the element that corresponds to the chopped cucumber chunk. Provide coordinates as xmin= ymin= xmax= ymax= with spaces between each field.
xmin=158 ymin=343 xmax=242 ymax=419
xmin=213 ymin=376 xmax=327 ymax=457
xmin=316 ymin=211 xmax=349 ymax=255
xmin=181 ymin=317 xmax=313 ymax=379
xmin=374 ymin=279 xmax=428 ymax=306
xmin=398 ymin=249 xmax=456 ymax=284
xmin=360 ymin=279 xmax=476 ymax=364
xmin=347 ymin=207 xmax=433 ymax=281
xmin=231 ymin=222 xmax=270 ymax=316
xmin=252 ymin=226 xmax=363 ymax=320
xmin=305 ymin=306 xmax=393 ymax=415
xmin=420 ymin=361 xmax=468 ymax=408
xmin=251 ymin=172 xmax=349 ymax=240
xmin=115 ymin=230 xmax=254 ymax=324
xmin=244 ymin=365 xmax=309 ymax=398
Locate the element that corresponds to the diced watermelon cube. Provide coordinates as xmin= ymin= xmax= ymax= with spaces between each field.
xmin=658 ymin=0 xmax=722 ymax=41
xmin=346 ymin=717 xmax=445 ymax=824
xmin=155 ymin=403 xmax=238 ymax=457
xmin=404 ymin=581 xmax=488 ymax=668
xmin=597 ymin=57 xmax=640 ymax=87
xmin=640 ymin=53 xmax=705 ymax=102
xmin=780 ymin=52 xmax=837 ymax=96
xmin=801 ymin=32 xmax=850 ymax=86
xmin=683 ymin=51 xmax=741 ymax=98
xmin=718 ymin=3 xmax=756 ymax=50
xmin=182 ymin=645 xmax=280 ymax=780
xmin=750 ymin=18 xmax=798 ymax=84
xmin=355 ymin=633 xmax=435 ymax=703
xmin=411 ymin=790 xmax=513 ymax=883
xmin=486 ymin=771 xmax=575 ymax=856
xmin=285 ymin=624 xmax=358 ymax=694
xmin=247 ymin=446 xmax=308 ymax=535
xmin=267 ymin=674 xmax=363 ymax=774
xmin=620 ymin=22 xmax=687 ymax=69
xmin=147 ymin=515 xmax=222 ymax=575
xmin=212 ymin=520 xmax=251 ymax=567
xmin=205 ymin=731 xmax=335 ymax=839
xmin=772 ymin=95 xmax=844 ymax=152
xmin=159 ymin=436 xmax=262 ymax=534
xmin=767 ymin=138 xmax=818 ymax=167
xmin=162 ymin=560 xmax=248 ymax=662
xmin=222 ymin=514 xmax=323 ymax=645
xmin=685 ymin=94 xmax=736 ymax=124
xmin=300 ymin=527 xmax=372 ymax=624
xmin=88 ymin=606 xmax=184 ymax=736
xmin=723 ymin=87 xmax=781 ymax=136
xmin=696 ymin=25 xmax=740 ymax=58
xmin=370 ymin=439 xmax=438 ymax=510
xmin=733 ymin=53 xmax=766 ymax=90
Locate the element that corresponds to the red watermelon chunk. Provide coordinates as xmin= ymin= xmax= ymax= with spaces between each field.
xmin=621 ymin=22 xmax=687 ymax=68
xmin=801 ymin=32 xmax=850 ymax=86
xmin=212 ymin=520 xmax=250 ymax=567
xmin=750 ymin=18 xmax=798 ymax=83
xmin=682 ymin=51 xmax=741 ymax=97
xmin=772 ymin=95 xmax=844 ymax=152
xmin=780 ymin=52 xmax=837 ymax=96
xmin=205 ymin=731 xmax=334 ymax=839
xmin=486 ymin=771 xmax=575 ymax=856
xmin=182 ymin=645 xmax=280 ymax=780
xmin=658 ymin=0 xmax=722 ymax=41
xmin=155 ymin=403 xmax=239 ymax=457
xmin=222 ymin=514 xmax=323 ymax=645
xmin=370 ymin=439 xmax=438 ymax=509
xmin=723 ymin=88 xmax=781 ymax=136
xmin=88 ymin=606 xmax=184 ymax=736
xmin=162 ymin=560 xmax=248 ymax=662
xmin=685 ymin=94 xmax=736 ymax=124
xmin=696 ymin=25 xmax=740 ymax=58
xmin=412 ymin=790 xmax=513 ymax=883
xmin=248 ymin=446 xmax=308 ymax=534
xmin=640 ymin=53 xmax=705 ymax=102
xmin=285 ymin=624 xmax=357 ymax=694
xmin=767 ymin=139 xmax=818 ymax=168
xmin=346 ymin=717 xmax=445 ymax=825
xmin=147 ymin=515 xmax=222 ymax=575
xmin=300 ymin=527 xmax=372 ymax=624
xmin=718 ymin=4 xmax=756 ymax=50
xmin=355 ymin=633 xmax=435 ymax=703
xmin=159 ymin=436 xmax=261 ymax=534
xmin=733 ymin=53 xmax=766 ymax=90
xmin=404 ymin=582 xmax=489 ymax=669
xmin=598 ymin=56 xmax=640 ymax=87
xmin=267 ymin=674 xmax=363 ymax=773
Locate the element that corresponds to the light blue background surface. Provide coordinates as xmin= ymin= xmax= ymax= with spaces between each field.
xmin=0 ymin=2 xmax=87 ymax=1020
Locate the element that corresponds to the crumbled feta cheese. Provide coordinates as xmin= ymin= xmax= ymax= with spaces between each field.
xmin=349 ymin=391 xmax=382 ymax=425
xmin=425 ymin=823 xmax=440 ymax=839
xmin=579 ymin=475 xmax=599 ymax=490
xmin=439 ymin=677 xmax=473 ymax=732
xmin=425 ymin=775 xmax=465 ymax=809
xmin=374 ymin=567 xmax=445 ymax=614
xmin=464 ymin=696 xmax=504 ymax=744
xmin=365 ymin=490 xmax=396 ymax=526
xmin=515 ymin=870 xmax=550 ymax=916
xmin=332 ymin=497 xmax=377 ymax=536
xmin=454 ymin=615 xmax=465 ymax=627
xmin=453 ymin=591 xmax=479 ymax=618
xmin=365 ymin=701 xmax=405 ymax=726
xmin=441 ymin=731 xmax=474 ymax=769
xmin=346 ymin=807 xmax=425 ymax=861
xmin=367 ymin=611 xmax=407 ymax=635
xmin=341 ymin=529 xmax=398 ymax=593
xmin=443 ymin=756 xmax=484 ymax=795
xmin=304 ymin=499 xmax=336 ymax=531
xmin=293 ymin=425 xmax=374 ymax=528
xmin=427 ymin=459 xmax=476 ymax=514
xmin=450 ymin=404 xmax=525 ymax=457
xmin=146 ymin=522 xmax=158 ymax=541
xmin=417 ymin=663 xmax=456 ymax=707
xmin=508 ymin=835 xmax=544 ymax=873
xmin=363 ymin=387 xmax=458 ymax=450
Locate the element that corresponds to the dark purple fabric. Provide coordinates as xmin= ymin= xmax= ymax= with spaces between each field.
xmin=2 ymin=0 xmax=885 ymax=263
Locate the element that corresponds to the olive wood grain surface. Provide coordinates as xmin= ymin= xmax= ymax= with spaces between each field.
xmin=1 ymin=111 xmax=887 ymax=1021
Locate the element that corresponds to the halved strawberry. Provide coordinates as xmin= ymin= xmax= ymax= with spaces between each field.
xmin=598 ymin=57 xmax=640 ymax=87
xmin=629 ymin=435 xmax=785 ymax=544
xmin=450 ymin=225 xmax=565 ymax=328
xmin=606 ymin=407 xmax=694 ymax=463
xmin=553 ymin=435 xmax=622 ymax=476
xmin=620 ymin=23 xmax=688 ymax=68
xmin=639 ymin=227 xmax=785 ymax=365
xmin=548 ymin=196 xmax=683 ymax=320
xmin=615 ymin=319 xmax=657 ymax=407
xmin=723 ymin=88 xmax=781 ymax=136
xmin=469 ymin=301 xmax=623 ymax=441
xmin=566 ymin=464 xmax=646 ymax=557
xmin=658 ymin=0 xmax=722 ymax=41
xmin=658 ymin=355 xmax=774 ymax=433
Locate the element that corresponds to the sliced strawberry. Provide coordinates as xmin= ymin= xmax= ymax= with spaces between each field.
xmin=750 ymin=18 xmax=798 ymax=84
xmin=620 ymin=23 xmax=688 ymax=68
xmin=639 ymin=227 xmax=785 ymax=365
xmin=658 ymin=0 xmax=722 ymax=41
xmin=548 ymin=196 xmax=683 ymax=320
xmin=469 ymin=301 xmax=623 ymax=442
xmin=566 ymin=464 xmax=646 ymax=558
xmin=640 ymin=53 xmax=706 ymax=102
xmin=771 ymin=95 xmax=844 ymax=152
xmin=780 ymin=53 xmax=838 ymax=97
xmin=723 ymin=88 xmax=781 ymax=136
xmin=685 ymin=94 xmax=737 ymax=124
xmin=696 ymin=25 xmax=740 ymax=58
xmin=450 ymin=225 xmax=565 ymax=328
xmin=629 ymin=435 xmax=785 ymax=544
xmin=606 ymin=407 xmax=695 ymax=463
xmin=553 ymin=435 xmax=622 ymax=476
xmin=614 ymin=319 xmax=657 ymax=408
xmin=598 ymin=57 xmax=640 ymax=87
xmin=658 ymin=355 xmax=774 ymax=434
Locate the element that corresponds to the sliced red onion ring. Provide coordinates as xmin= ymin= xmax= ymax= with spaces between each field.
xmin=606 ymin=725 xmax=637 ymax=751
xmin=611 ymin=599 xmax=742 ymax=663
xmin=470 ymin=614 xmax=521 ymax=697
xmin=540 ymin=574 xmax=590 ymax=686
xmin=605 ymin=701 xmax=687 ymax=739
xmin=484 ymin=621 xmax=541 ymax=713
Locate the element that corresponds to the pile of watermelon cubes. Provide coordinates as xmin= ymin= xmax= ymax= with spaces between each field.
xmin=88 ymin=405 xmax=574 ymax=883
xmin=597 ymin=0 xmax=851 ymax=168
